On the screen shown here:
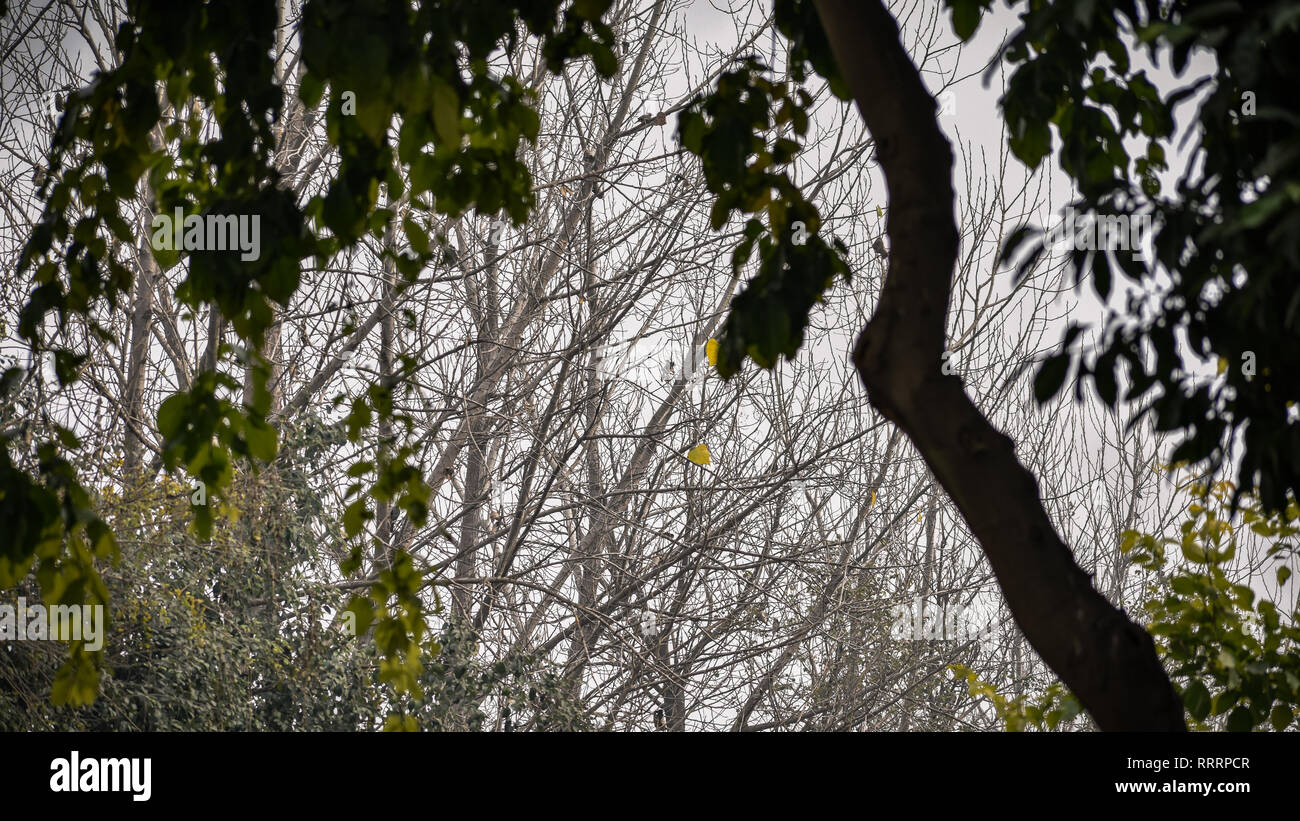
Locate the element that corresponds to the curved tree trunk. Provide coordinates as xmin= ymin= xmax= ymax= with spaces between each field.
xmin=810 ymin=0 xmax=1185 ymax=731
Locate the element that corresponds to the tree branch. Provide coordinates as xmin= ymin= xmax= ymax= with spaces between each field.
xmin=811 ymin=0 xmax=1185 ymax=731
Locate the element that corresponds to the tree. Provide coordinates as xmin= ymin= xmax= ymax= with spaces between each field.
xmin=825 ymin=0 xmax=1300 ymax=728
xmin=687 ymin=0 xmax=1300 ymax=729
xmin=1 ymin=465 xmax=385 ymax=731
xmin=3 ymin=0 xmax=1294 ymax=731
xmin=956 ymin=477 xmax=1300 ymax=732
xmin=814 ymin=0 xmax=1184 ymax=728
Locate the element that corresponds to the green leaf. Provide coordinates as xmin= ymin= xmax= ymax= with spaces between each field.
xmin=1181 ymin=538 xmax=1208 ymax=563
xmin=1269 ymin=703 xmax=1293 ymax=731
xmin=1226 ymin=705 xmax=1254 ymax=732
xmin=343 ymin=595 xmax=375 ymax=636
xmin=517 ymin=105 xmax=540 ymax=142
xmin=1009 ymin=118 xmax=1052 ymax=169
xmin=1183 ymin=679 xmax=1211 ymax=721
xmin=157 ymin=393 xmax=189 ymax=438
xmin=354 ymin=97 xmax=393 ymax=143
xmin=949 ymin=0 xmax=984 ymax=41
xmin=243 ymin=417 xmax=277 ymax=462
xmin=431 ymin=77 xmax=461 ymax=147
xmin=1211 ymin=689 xmax=1238 ymax=717
xmin=402 ymin=217 xmax=429 ymax=255
xmin=299 ymin=74 xmax=325 ymax=110
xmin=51 ymin=655 xmax=99 ymax=707
xmin=678 ymin=111 xmax=705 ymax=153
xmin=347 ymin=460 xmax=375 ymax=478
xmin=1238 ymin=190 xmax=1287 ymax=229
xmin=343 ymin=498 xmax=370 ymax=538
xmin=1033 ymin=353 xmax=1069 ymax=403
xmin=1093 ymin=353 xmax=1118 ymax=407
xmin=1119 ymin=529 xmax=1140 ymax=553
xmin=573 ymin=0 xmax=612 ymax=20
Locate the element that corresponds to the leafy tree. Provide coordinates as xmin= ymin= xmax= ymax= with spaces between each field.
xmin=988 ymin=0 xmax=1300 ymax=518
xmin=2 ymin=447 xmax=384 ymax=730
xmin=1127 ymin=480 xmax=1299 ymax=732
xmin=407 ymin=620 xmax=589 ymax=732
xmin=5 ymin=0 xmax=1298 ymax=730
xmin=1 ymin=421 xmax=589 ymax=730
xmin=957 ymin=0 xmax=1300 ymax=726
xmin=3 ymin=0 xmax=616 ymax=714
xmin=740 ymin=0 xmax=1300 ymax=728
xmin=949 ymin=666 xmax=1084 ymax=732
xmin=955 ymin=479 xmax=1300 ymax=732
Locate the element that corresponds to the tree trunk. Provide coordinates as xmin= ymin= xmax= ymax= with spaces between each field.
xmin=122 ymin=233 xmax=156 ymax=471
xmin=810 ymin=0 xmax=1185 ymax=731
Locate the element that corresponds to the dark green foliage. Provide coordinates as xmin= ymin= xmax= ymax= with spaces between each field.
xmin=961 ymin=0 xmax=1300 ymax=515
xmin=1 ymin=0 xmax=617 ymax=709
xmin=676 ymin=51 xmax=851 ymax=376
xmin=1 ymin=436 xmax=383 ymax=730
xmin=408 ymin=620 xmax=589 ymax=732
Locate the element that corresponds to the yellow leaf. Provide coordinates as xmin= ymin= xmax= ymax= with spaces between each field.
xmin=1181 ymin=536 xmax=1207 ymax=564
xmin=706 ymin=338 xmax=719 ymax=367
xmin=1217 ymin=357 xmax=1227 ymax=375
xmin=870 ymin=490 xmax=876 ymax=506
xmin=876 ymin=205 xmax=883 ymax=219
xmin=916 ymin=511 xmax=923 ymax=523
xmin=687 ymin=443 xmax=711 ymax=465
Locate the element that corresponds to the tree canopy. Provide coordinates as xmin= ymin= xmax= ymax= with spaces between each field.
xmin=2 ymin=0 xmax=1298 ymax=730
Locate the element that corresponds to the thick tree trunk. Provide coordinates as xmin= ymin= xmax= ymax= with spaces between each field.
xmin=810 ymin=0 xmax=1185 ymax=731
